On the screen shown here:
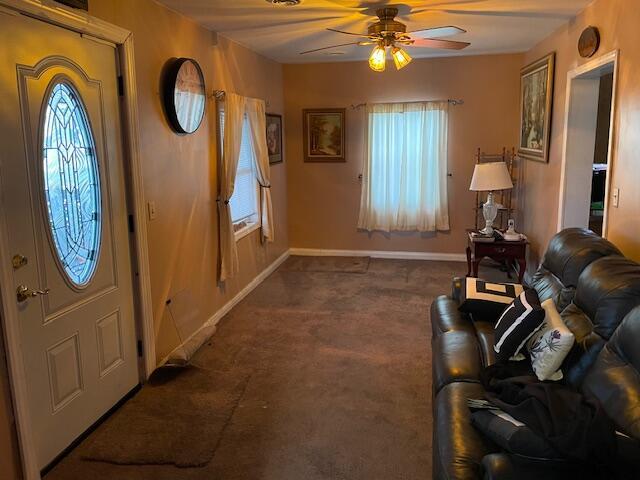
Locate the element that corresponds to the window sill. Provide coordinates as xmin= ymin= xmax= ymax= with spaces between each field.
xmin=234 ymin=221 xmax=260 ymax=242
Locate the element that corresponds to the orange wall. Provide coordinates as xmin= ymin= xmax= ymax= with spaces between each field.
xmin=0 ymin=0 xmax=287 ymax=477
xmin=283 ymin=54 xmax=522 ymax=254
xmin=521 ymin=0 xmax=640 ymax=265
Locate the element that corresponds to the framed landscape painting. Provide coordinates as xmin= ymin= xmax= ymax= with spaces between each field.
xmin=303 ymin=108 xmax=346 ymax=162
xmin=266 ymin=113 xmax=283 ymax=164
xmin=519 ymin=53 xmax=555 ymax=162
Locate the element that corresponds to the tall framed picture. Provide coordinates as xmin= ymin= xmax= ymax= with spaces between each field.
xmin=266 ymin=113 xmax=283 ymax=164
xmin=303 ymin=108 xmax=346 ymax=163
xmin=519 ymin=53 xmax=555 ymax=163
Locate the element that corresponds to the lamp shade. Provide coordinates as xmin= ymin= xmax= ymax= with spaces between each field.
xmin=469 ymin=162 xmax=513 ymax=191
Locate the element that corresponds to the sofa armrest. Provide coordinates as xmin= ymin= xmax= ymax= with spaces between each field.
xmin=481 ymin=454 xmax=590 ymax=480
xmin=431 ymin=295 xmax=474 ymax=338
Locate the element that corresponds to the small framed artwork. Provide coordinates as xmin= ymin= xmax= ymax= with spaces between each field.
xmin=519 ymin=53 xmax=555 ymax=163
xmin=266 ymin=113 xmax=283 ymax=164
xmin=303 ymin=108 xmax=346 ymax=163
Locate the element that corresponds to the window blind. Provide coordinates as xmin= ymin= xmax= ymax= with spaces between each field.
xmin=219 ymin=109 xmax=258 ymax=224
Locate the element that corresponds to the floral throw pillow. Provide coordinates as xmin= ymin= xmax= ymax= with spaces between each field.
xmin=526 ymin=298 xmax=575 ymax=381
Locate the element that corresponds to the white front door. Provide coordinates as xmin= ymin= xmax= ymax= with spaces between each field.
xmin=0 ymin=12 xmax=139 ymax=470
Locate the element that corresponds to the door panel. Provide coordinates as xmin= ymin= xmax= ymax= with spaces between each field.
xmin=0 ymin=13 xmax=139 ymax=469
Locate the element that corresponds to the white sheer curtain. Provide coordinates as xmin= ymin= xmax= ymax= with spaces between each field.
xmin=358 ymin=101 xmax=450 ymax=232
xmin=245 ymin=98 xmax=274 ymax=243
xmin=219 ymin=93 xmax=246 ymax=282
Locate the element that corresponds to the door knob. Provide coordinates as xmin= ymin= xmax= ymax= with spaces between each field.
xmin=16 ymin=285 xmax=50 ymax=303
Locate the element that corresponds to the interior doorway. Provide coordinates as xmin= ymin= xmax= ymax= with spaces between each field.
xmin=557 ymin=51 xmax=618 ymax=237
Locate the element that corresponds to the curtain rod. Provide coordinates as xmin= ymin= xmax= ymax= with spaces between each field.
xmin=211 ymin=89 xmax=271 ymax=108
xmin=350 ymin=99 xmax=464 ymax=109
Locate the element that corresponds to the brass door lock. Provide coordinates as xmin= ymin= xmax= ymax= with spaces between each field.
xmin=16 ymin=285 xmax=50 ymax=303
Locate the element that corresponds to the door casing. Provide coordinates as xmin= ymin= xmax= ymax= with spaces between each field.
xmin=557 ymin=50 xmax=619 ymax=237
xmin=0 ymin=1 xmax=155 ymax=478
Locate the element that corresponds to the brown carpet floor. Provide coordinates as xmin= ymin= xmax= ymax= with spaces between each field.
xmin=46 ymin=257 xmax=509 ymax=480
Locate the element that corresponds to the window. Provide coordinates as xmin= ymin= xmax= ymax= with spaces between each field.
xmin=219 ymin=109 xmax=259 ymax=233
xmin=357 ymin=101 xmax=450 ymax=233
xmin=42 ymin=82 xmax=102 ymax=287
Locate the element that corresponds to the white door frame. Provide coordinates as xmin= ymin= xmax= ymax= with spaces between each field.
xmin=0 ymin=1 xmax=155 ymax=478
xmin=557 ymin=50 xmax=619 ymax=236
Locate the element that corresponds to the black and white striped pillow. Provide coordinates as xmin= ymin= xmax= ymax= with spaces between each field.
xmin=494 ymin=290 xmax=545 ymax=363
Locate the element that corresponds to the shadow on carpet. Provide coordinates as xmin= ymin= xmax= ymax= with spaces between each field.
xmin=283 ymin=255 xmax=370 ymax=273
xmin=79 ymin=365 xmax=251 ymax=467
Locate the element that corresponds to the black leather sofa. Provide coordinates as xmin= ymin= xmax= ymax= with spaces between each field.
xmin=431 ymin=228 xmax=640 ymax=479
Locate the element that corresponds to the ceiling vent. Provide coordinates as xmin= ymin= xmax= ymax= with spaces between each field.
xmin=266 ymin=0 xmax=301 ymax=5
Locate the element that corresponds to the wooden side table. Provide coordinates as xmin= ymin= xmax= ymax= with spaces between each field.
xmin=466 ymin=231 xmax=528 ymax=283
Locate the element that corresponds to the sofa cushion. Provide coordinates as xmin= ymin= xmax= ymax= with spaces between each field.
xmin=433 ymin=382 xmax=498 ymax=480
xmin=473 ymin=321 xmax=496 ymax=367
xmin=561 ymin=256 xmax=640 ymax=386
xmin=582 ymin=306 xmax=640 ymax=440
xmin=432 ymin=331 xmax=482 ymax=394
xmin=530 ymin=228 xmax=621 ymax=310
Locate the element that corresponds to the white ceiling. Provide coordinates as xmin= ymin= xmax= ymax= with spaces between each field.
xmin=157 ymin=0 xmax=593 ymax=63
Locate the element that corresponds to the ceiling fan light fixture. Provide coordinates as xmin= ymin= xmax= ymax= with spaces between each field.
xmin=369 ymin=44 xmax=386 ymax=72
xmin=391 ymin=46 xmax=412 ymax=70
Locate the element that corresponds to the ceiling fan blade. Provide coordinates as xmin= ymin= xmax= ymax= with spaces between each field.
xmin=327 ymin=27 xmax=372 ymax=38
xmin=407 ymin=26 xmax=466 ymax=39
xmin=406 ymin=38 xmax=470 ymax=50
xmin=300 ymin=41 xmax=371 ymax=55
xmin=412 ymin=8 xmax=573 ymax=20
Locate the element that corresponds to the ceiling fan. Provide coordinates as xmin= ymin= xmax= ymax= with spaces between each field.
xmin=300 ymin=7 xmax=470 ymax=72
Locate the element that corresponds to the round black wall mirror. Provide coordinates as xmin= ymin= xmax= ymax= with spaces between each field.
xmin=163 ymin=58 xmax=206 ymax=134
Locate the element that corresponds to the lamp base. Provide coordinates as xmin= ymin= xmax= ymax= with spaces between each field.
xmin=481 ymin=191 xmax=498 ymax=236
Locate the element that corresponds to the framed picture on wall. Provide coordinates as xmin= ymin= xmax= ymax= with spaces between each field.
xmin=519 ymin=53 xmax=555 ymax=163
xmin=303 ymin=108 xmax=346 ymax=163
xmin=266 ymin=113 xmax=283 ymax=164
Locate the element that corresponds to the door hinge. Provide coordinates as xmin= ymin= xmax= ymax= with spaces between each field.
xmin=137 ymin=340 xmax=143 ymax=358
xmin=117 ymin=75 xmax=124 ymax=96
xmin=128 ymin=214 xmax=135 ymax=233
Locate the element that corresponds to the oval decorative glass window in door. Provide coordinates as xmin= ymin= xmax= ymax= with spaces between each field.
xmin=42 ymin=82 xmax=101 ymax=287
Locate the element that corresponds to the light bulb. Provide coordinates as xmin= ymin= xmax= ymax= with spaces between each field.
xmin=369 ymin=44 xmax=386 ymax=72
xmin=391 ymin=46 xmax=412 ymax=70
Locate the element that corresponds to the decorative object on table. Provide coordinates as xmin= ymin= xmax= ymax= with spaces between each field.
xmin=55 ymin=0 xmax=88 ymax=10
xmin=265 ymin=113 xmax=283 ymax=164
xmin=469 ymin=161 xmax=513 ymax=236
xmin=578 ymin=26 xmax=600 ymax=58
xmin=519 ymin=53 xmax=555 ymax=163
xmin=527 ymin=298 xmax=575 ymax=381
xmin=302 ymin=108 xmax=345 ymax=162
xmin=162 ymin=58 xmax=206 ymax=134
xmin=473 ymin=148 xmax=519 ymax=232
xmin=466 ymin=229 xmax=528 ymax=283
xmin=494 ymin=290 xmax=546 ymax=363
xmin=298 ymin=7 xmax=470 ymax=72
xmin=503 ymin=219 xmax=523 ymax=242
xmin=458 ymin=277 xmax=524 ymax=319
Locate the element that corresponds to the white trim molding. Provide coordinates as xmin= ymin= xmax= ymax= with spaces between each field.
xmin=158 ymin=250 xmax=290 ymax=367
xmin=289 ymin=247 xmax=467 ymax=262
xmin=557 ymin=49 xmax=619 ymax=237
xmin=0 ymin=1 xmax=154 ymax=478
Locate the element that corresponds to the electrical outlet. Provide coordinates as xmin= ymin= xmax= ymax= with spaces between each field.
xmin=147 ymin=201 xmax=157 ymax=220
xmin=612 ymin=188 xmax=620 ymax=208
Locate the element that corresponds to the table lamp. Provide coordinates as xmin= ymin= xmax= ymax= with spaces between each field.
xmin=469 ymin=162 xmax=513 ymax=235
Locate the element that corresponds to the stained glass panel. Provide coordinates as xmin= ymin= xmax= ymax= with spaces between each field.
xmin=42 ymin=82 xmax=101 ymax=287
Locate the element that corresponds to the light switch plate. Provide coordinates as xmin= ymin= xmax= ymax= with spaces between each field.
xmin=612 ymin=188 xmax=620 ymax=208
xmin=147 ymin=201 xmax=157 ymax=220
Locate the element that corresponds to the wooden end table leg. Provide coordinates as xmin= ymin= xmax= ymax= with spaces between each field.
xmin=472 ymin=258 xmax=481 ymax=278
xmin=517 ymin=258 xmax=526 ymax=284
xmin=466 ymin=246 xmax=472 ymax=277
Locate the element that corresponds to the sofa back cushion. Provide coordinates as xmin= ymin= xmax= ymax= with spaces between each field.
xmin=530 ymin=228 xmax=621 ymax=311
xmin=561 ymin=256 xmax=640 ymax=386
xmin=582 ymin=306 xmax=640 ymax=440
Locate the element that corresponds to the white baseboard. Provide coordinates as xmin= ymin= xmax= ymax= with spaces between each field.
xmin=159 ymin=249 xmax=290 ymax=367
xmin=288 ymin=247 xmax=466 ymax=262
